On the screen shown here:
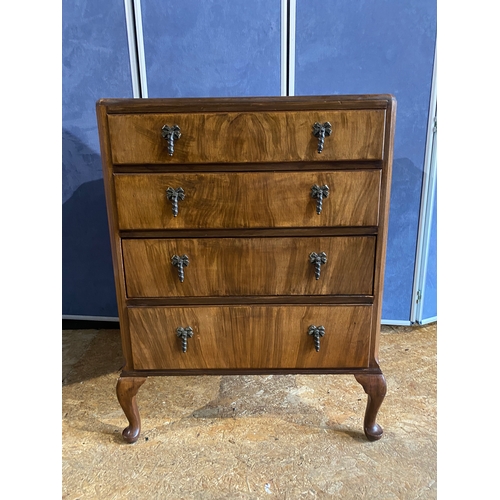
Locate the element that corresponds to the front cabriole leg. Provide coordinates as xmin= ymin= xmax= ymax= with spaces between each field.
xmin=354 ymin=372 xmax=387 ymax=441
xmin=116 ymin=376 xmax=147 ymax=443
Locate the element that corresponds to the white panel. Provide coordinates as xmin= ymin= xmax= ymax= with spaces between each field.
xmin=63 ymin=315 xmax=119 ymax=322
xmin=410 ymin=44 xmax=437 ymax=324
xmin=381 ymin=320 xmax=412 ymax=326
xmin=281 ymin=0 xmax=288 ymax=96
xmin=281 ymin=0 xmax=296 ymax=96
xmin=421 ymin=316 xmax=437 ymax=325
xmin=123 ymin=0 xmax=141 ymax=97
xmin=288 ymin=0 xmax=296 ymax=96
xmin=133 ymin=0 xmax=148 ymax=97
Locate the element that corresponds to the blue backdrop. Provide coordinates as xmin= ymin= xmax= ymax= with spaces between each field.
xmin=142 ymin=0 xmax=281 ymax=98
xmin=62 ymin=0 xmax=436 ymax=323
xmin=295 ymin=0 xmax=436 ymax=321
xmin=62 ymin=0 xmax=133 ymax=317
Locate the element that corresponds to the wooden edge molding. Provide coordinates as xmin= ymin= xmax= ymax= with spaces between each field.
xmin=120 ymin=367 xmax=383 ymax=377
xmin=119 ymin=227 xmax=379 ymax=239
xmin=125 ymin=296 xmax=375 ymax=307
xmin=113 ymin=161 xmax=384 ymax=173
xmin=97 ymin=95 xmax=395 ymax=114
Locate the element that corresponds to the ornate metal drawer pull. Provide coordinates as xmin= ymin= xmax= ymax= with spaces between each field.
xmin=312 ymin=122 xmax=332 ymax=154
xmin=308 ymin=325 xmax=325 ymax=352
xmin=310 ymin=184 xmax=329 ymax=214
xmin=166 ymin=187 xmax=185 ymax=217
xmin=171 ymin=254 xmax=189 ymax=282
xmin=176 ymin=326 xmax=194 ymax=353
xmin=309 ymin=252 xmax=327 ymax=280
xmin=161 ymin=124 xmax=181 ymax=156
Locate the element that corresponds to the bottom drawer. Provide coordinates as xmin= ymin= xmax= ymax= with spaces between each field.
xmin=128 ymin=305 xmax=372 ymax=370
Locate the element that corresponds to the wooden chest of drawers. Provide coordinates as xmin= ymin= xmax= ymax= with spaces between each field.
xmin=96 ymin=95 xmax=396 ymax=443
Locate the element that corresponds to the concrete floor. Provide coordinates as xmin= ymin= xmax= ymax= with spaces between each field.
xmin=62 ymin=323 xmax=436 ymax=499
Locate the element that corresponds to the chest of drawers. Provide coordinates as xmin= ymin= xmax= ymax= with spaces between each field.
xmin=96 ymin=95 xmax=396 ymax=443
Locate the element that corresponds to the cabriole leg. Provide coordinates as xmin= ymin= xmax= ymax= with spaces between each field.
xmin=354 ymin=372 xmax=387 ymax=441
xmin=116 ymin=376 xmax=147 ymax=443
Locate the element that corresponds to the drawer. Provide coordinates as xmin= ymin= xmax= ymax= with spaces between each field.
xmin=115 ymin=170 xmax=381 ymax=230
xmin=128 ymin=305 xmax=372 ymax=370
xmin=108 ymin=110 xmax=386 ymax=164
xmin=122 ymin=236 xmax=375 ymax=298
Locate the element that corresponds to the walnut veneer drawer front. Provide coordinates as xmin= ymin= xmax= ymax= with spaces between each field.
xmin=108 ymin=110 xmax=385 ymax=164
xmin=114 ymin=170 xmax=381 ymax=230
xmin=128 ymin=305 xmax=372 ymax=370
xmin=122 ymin=236 xmax=376 ymax=298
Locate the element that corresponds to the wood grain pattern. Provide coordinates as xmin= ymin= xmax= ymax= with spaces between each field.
xmin=120 ymin=227 xmax=378 ymax=239
xmin=121 ymin=367 xmax=382 ymax=377
xmin=116 ymin=377 xmax=146 ymax=443
xmin=355 ymin=372 xmax=387 ymax=441
xmin=96 ymin=96 xmax=396 ymax=442
xmin=99 ymin=94 xmax=393 ymax=114
xmin=126 ymin=295 xmax=374 ymax=307
xmin=369 ymin=96 xmax=396 ymax=366
xmin=114 ymin=160 xmax=383 ymax=174
xmin=114 ymin=170 xmax=381 ymax=230
xmin=128 ymin=305 xmax=372 ymax=370
xmin=122 ymin=236 xmax=376 ymax=297
xmin=108 ymin=110 xmax=386 ymax=164
xmin=95 ymin=101 xmax=135 ymax=369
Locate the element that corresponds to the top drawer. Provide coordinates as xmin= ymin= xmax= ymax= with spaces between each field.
xmin=107 ymin=110 xmax=386 ymax=164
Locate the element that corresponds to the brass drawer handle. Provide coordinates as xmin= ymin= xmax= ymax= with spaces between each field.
xmin=310 ymin=184 xmax=329 ymax=214
xmin=312 ymin=122 xmax=332 ymax=153
xmin=308 ymin=325 xmax=325 ymax=352
xmin=171 ymin=254 xmax=189 ymax=282
xmin=166 ymin=187 xmax=185 ymax=217
xmin=161 ymin=124 xmax=181 ymax=156
xmin=176 ymin=326 xmax=193 ymax=353
xmin=309 ymin=252 xmax=327 ymax=280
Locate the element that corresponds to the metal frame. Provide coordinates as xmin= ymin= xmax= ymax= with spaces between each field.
xmin=421 ymin=316 xmax=437 ymax=326
xmin=281 ymin=0 xmax=296 ymax=96
xmin=280 ymin=0 xmax=288 ymax=96
xmin=62 ymin=315 xmax=119 ymax=322
xmin=381 ymin=320 xmax=412 ymax=326
xmin=133 ymin=0 xmax=148 ymax=97
xmin=123 ymin=0 xmax=141 ymax=97
xmin=409 ymin=44 xmax=437 ymax=325
xmin=288 ymin=0 xmax=296 ymax=96
xmin=123 ymin=0 xmax=148 ymax=98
